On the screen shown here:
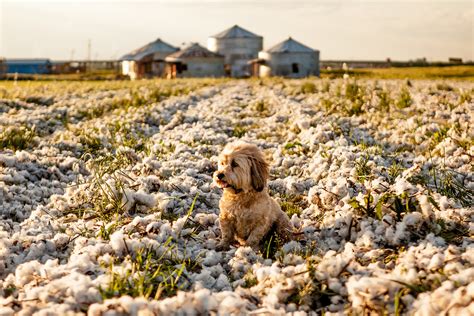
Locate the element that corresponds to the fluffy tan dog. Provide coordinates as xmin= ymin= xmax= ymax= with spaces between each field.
xmin=213 ymin=141 xmax=294 ymax=251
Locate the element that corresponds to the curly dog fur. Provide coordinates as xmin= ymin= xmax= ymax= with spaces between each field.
xmin=213 ymin=141 xmax=294 ymax=251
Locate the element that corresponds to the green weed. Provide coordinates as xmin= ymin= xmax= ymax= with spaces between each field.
xmin=232 ymin=125 xmax=247 ymax=138
xmin=100 ymin=239 xmax=199 ymax=300
xmin=377 ymin=89 xmax=392 ymax=111
xmin=300 ymin=82 xmax=317 ymax=94
xmin=396 ymin=86 xmax=413 ymax=109
xmin=0 ymin=125 xmax=36 ymax=151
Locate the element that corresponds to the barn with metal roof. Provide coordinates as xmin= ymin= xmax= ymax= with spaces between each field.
xmin=208 ymin=25 xmax=263 ymax=77
xmin=120 ymin=38 xmax=178 ymax=79
xmin=165 ymin=43 xmax=225 ymax=78
xmin=256 ymin=37 xmax=320 ymax=78
xmin=5 ymin=59 xmax=52 ymax=74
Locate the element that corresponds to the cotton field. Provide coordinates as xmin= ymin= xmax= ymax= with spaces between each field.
xmin=0 ymin=78 xmax=473 ymax=315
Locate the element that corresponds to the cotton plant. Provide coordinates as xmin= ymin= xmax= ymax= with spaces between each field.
xmin=0 ymin=78 xmax=472 ymax=315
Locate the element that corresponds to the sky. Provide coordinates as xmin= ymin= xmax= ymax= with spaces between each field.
xmin=0 ymin=0 xmax=472 ymax=61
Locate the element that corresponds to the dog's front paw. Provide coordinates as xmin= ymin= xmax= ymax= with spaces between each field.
xmin=215 ymin=241 xmax=230 ymax=251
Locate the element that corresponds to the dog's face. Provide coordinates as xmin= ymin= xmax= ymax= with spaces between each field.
xmin=213 ymin=142 xmax=269 ymax=193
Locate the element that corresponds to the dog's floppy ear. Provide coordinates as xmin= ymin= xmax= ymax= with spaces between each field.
xmin=250 ymin=157 xmax=269 ymax=192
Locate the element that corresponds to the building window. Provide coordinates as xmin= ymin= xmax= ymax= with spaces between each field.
xmin=292 ymin=63 xmax=299 ymax=73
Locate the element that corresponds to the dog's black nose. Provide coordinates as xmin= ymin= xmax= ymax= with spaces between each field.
xmin=217 ymin=173 xmax=225 ymax=180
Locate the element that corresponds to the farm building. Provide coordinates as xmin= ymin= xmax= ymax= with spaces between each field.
xmin=165 ymin=43 xmax=225 ymax=78
xmin=120 ymin=38 xmax=179 ymax=80
xmin=0 ymin=58 xmax=6 ymax=78
xmin=255 ymin=37 xmax=320 ymax=78
xmin=5 ymin=59 xmax=52 ymax=74
xmin=51 ymin=60 xmax=120 ymax=74
xmin=207 ymin=25 xmax=263 ymax=77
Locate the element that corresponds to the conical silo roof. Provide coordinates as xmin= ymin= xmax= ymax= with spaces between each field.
xmin=266 ymin=37 xmax=316 ymax=53
xmin=211 ymin=25 xmax=261 ymax=39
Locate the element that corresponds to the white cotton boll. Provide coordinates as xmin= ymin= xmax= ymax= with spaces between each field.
xmin=193 ymin=288 xmax=217 ymax=312
xmin=215 ymin=274 xmax=231 ymax=291
xmin=52 ymin=233 xmax=70 ymax=249
xmin=68 ymin=253 xmax=95 ymax=273
xmin=218 ymin=293 xmax=247 ymax=315
xmin=206 ymin=265 xmax=225 ymax=278
xmin=262 ymin=293 xmax=280 ymax=309
xmin=194 ymin=270 xmax=216 ymax=289
xmin=146 ymin=221 xmax=162 ymax=234
xmin=120 ymin=188 xmax=136 ymax=212
xmin=234 ymin=246 xmax=257 ymax=261
xmin=98 ymin=253 xmax=114 ymax=266
xmin=15 ymin=260 xmax=41 ymax=287
xmin=296 ymin=118 xmax=311 ymax=130
xmin=450 ymin=268 xmax=474 ymax=286
xmin=194 ymin=213 xmax=218 ymax=226
xmin=59 ymin=157 xmax=79 ymax=170
xmin=155 ymin=192 xmax=170 ymax=209
xmin=109 ymin=231 xmax=127 ymax=256
xmin=290 ymin=214 xmax=301 ymax=228
xmin=0 ymin=154 xmax=17 ymax=167
xmin=281 ymin=241 xmax=302 ymax=254
xmin=438 ymin=196 xmax=450 ymax=211
xmin=157 ymin=222 xmax=172 ymax=242
xmin=140 ymin=175 xmax=161 ymax=193
xmin=394 ymin=178 xmax=417 ymax=196
xmin=307 ymin=186 xmax=320 ymax=205
xmin=403 ymin=212 xmax=423 ymax=227
xmin=133 ymin=190 xmax=157 ymax=208
xmin=0 ymin=307 xmax=15 ymax=316
xmin=286 ymin=303 xmax=297 ymax=313
xmin=371 ymin=178 xmax=389 ymax=192
xmin=469 ymin=222 xmax=474 ymax=236
xmin=417 ymin=195 xmax=433 ymax=218
xmin=172 ymin=217 xmax=187 ymax=233
xmin=393 ymin=222 xmax=409 ymax=245
xmin=427 ymin=253 xmax=445 ymax=270
xmin=281 ymin=254 xmax=304 ymax=266
xmin=255 ymin=265 xmax=281 ymax=282
xmin=461 ymin=248 xmax=474 ymax=264
xmin=356 ymin=231 xmax=375 ymax=248
xmin=424 ymin=233 xmax=446 ymax=247
xmin=185 ymin=168 xmax=198 ymax=177
xmin=328 ymin=278 xmax=342 ymax=294
xmin=202 ymin=250 xmax=221 ymax=267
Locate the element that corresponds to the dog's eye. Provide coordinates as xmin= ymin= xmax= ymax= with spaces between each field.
xmin=231 ymin=160 xmax=238 ymax=168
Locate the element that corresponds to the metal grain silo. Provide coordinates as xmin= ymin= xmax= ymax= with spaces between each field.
xmin=258 ymin=37 xmax=320 ymax=78
xmin=207 ymin=25 xmax=263 ymax=77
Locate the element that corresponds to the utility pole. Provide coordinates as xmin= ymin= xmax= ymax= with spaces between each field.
xmin=87 ymin=39 xmax=91 ymax=60
xmin=87 ymin=39 xmax=91 ymax=73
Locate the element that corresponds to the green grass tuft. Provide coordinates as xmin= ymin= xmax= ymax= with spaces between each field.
xmin=100 ymin=239 xmax=199 ymax=300
xmin=396 ymin=86 xmax=413 ymax=109
xmin=0 ymin=125 xmax=36 ymax=151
